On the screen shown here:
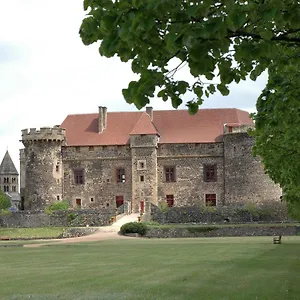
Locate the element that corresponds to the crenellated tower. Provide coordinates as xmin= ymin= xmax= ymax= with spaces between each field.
xmin=20 ymin=126 xmax=66 ymax=210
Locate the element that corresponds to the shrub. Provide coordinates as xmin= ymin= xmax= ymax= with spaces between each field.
xmin=142 ymin=221 xmax=161 ymax=226
xmin=45 ymin=200 xmax=69 ymax=214
xmin=0 ymin=209 xmax=12 ymax=216
xmin=158 ymin=201 xmax=169 ymax=212
xmin=120 ymin=222 xmax=147 ymax=236
xmin=0 ymin=190 xmax=11 ymax=210
xmin=67 ymin=212 xmax=77 ymax=223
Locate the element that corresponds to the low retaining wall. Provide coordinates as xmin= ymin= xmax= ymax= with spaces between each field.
xmin=0 ymin=209 xmax=116 ymax=228
xmin=145 ymin=226 xmax=300 ymax=238
xmin=151 ymin=203 xmax=290 ymax=224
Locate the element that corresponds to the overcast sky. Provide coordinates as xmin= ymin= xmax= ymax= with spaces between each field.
xmin=0 ymin=0 xmax=267 ymax=172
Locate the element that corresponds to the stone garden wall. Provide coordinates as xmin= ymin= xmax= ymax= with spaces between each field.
xmin=145 ymin=225 xmax=300 ymax=238
xmin=150 ymin=202 xmax=290 ymax=224
xmin=0 ymin=208 xmax=115 ymax=228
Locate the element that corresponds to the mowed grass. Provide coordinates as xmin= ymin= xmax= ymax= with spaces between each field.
xmin=0 ymin=237 xmax=299 ymax=300
xmin=0 ymin=227 xmax=66 ymax=239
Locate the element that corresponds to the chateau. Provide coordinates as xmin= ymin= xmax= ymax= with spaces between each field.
xmin=20 ymin=107 xmax=281 ymax=214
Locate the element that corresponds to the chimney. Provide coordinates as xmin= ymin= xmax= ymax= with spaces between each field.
xmin=98 ymin=106 xmax=107 ymax=133
xmin=146 ymin=106 xmax=153 ymax=121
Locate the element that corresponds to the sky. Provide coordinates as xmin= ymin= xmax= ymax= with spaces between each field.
xmin=0 ymin=0 xmax=268 ymax=173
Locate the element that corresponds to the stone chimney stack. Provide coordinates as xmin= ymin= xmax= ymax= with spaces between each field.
xmin=98 ymin=106 xmax=107 ymax=133
xmin=146 ymin=106 xmax=153 ymax=121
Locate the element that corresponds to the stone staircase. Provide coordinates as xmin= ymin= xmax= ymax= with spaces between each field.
xmin=97 ymin=213 xmax=140 ymax=232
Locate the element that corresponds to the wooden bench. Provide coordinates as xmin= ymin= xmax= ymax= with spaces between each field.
xmin=273 ymin=235 xmax=282 ymax=244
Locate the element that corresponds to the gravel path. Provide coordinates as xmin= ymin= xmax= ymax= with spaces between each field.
xmin=24 ymin=213 xmax=140 ymax=248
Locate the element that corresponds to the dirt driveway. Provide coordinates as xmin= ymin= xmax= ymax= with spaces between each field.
xmin=24 ymin=213 xmax=140 ymax=248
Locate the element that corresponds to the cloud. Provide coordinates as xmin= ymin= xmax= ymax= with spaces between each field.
xmin=0 ymin=0 xmax=268 ymax=173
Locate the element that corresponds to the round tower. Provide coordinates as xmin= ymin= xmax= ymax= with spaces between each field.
xmin=21 ymin=127 xmax=66 ymax=210
xmin=223 ymin=124 xmax=281 ymax=206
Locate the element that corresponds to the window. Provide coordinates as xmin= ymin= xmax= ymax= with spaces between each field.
xmin=137 ymin=160 xmax=146 ymax=170
xmin=205 ymin=194 xmax=217 ymax=206
xmin=165 ymin=166 xmax=176 ymax=182
xmin=140 ymin=175 xmax=144 ymax=182
xmin=12 ymin=178 xmax=16 ymax=183
xmin=4 ymin=186 xmax=9 ymax=192
xmin=56 ymin=164 xmax=59 ymax=172
xmin=12 ymin=186 xmax=16 ymax=192
xmin=116 ymin=168 xmax=126 ymax=183
xmin=116 ymin=196 xmax=124 ymax=208
xmin=166 ymin=195 xmax=174 ymax=207
xmin=89 ymin=146 xmax=94 ymax=151
xmin=57 ymin=195 xmax=60 ymax=201
xmin=90 ymin=197 xmax=94 ymax=202
xmin=4 ymin=177 xmax=9 ymax=183
xmin=76 ymin=198 xmax=82 ymax=208
xmin=75 ymin=146 xmax=80 ymax=152
xmin=204 ymin=165 xmax=217 ymax=182
xmin=74 ymin=169 xmax=84 ymax=184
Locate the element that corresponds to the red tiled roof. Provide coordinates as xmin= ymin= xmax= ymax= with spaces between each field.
xmin=130 ymin=112 xmax=159 ymax=135
xmin=60 ymin=108 xmax=253 ymax=146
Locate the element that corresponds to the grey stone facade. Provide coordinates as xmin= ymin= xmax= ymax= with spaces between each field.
xmin=20 ymin=108 xmax=282 ymax=214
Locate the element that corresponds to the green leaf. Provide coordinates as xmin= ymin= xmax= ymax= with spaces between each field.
xmin=217 ymin=84 xmax=230 ymax=96
xmin=188 ymin=102 xmax=199 ymax=115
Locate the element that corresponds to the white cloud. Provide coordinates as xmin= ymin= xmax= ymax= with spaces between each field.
xmin=0 ymin=0 xmax=267 ymax=172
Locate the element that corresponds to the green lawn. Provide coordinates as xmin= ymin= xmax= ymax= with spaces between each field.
xmin=0 ymin=237 xmax=299 ymax=300
xmin=0 ymin=227 xmax=66 ymax=239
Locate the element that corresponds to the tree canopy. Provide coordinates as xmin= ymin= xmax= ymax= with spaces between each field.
xmin=0 ymin=190 xmax=11 ymax=210
xmin=253 ymin=59 xmax=300 ymax=203
xmin=80 ymin=0 xmax=300 ymax=113
xmin=80 ymin=0 xmax=300 ymax=204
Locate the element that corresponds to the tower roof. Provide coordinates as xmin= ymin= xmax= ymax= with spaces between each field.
xmin=130 ymin=112 xmax=160 ymax=135
xmin=0 ymin=151 xmax=18 ymax=175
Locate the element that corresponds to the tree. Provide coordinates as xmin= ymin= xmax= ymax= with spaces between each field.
xmin=79 ymin=1 xmax=300 ymax=204
xmin=80 ymin=0 xmax=300 ymax=113
xmin=0 ymin=190 xmax=11 ymax=210
xmin=252 ymin=59 xmax=300 ymax=204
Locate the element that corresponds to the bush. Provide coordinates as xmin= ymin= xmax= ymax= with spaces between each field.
xmin=158 ymin=201 xmax=169 ymax=212
xmin=0 ymin=209 xmax=12 ymax=216
xmin=120 ymin=222 xmax=147 ymax=236
xmin=67 ymin=212 xmax=77 ymax=224
xmin=45 ymin=200 xmax=69 ymax=214
xmin=0 ymin=190 xmax=11 ymax=210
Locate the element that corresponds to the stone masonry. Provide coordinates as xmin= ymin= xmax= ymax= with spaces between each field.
xmin=20 ymin=107 xmax=282 ymax=214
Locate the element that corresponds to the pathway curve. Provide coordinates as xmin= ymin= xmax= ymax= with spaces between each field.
xmin=24 ymin=213 xmax=140 ymax=248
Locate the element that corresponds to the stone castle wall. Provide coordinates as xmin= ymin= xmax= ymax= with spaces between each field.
xmin=223 ymin=132 xmax=281 ymax=205
xmin=20 ymin=127 xmax=281 ymax=212
xmin=157 ymin=143 xmax=224 ymax=206
xmin=62 ymin=145 xmax=132 ymax=210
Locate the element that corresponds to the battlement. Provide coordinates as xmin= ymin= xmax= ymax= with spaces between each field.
xmin=21 ymin=127 xmax=66 ymax=142
xmin=223 ymin=123 xmax=254 ymax=134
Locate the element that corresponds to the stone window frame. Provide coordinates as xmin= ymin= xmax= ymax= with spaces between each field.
xmin=137 ymin=160 xmax=147 ymax=170
xmin=166 ymin=194 xmax=174 ymax=207
xmin=205 ymin=194 xmax=217 ymax=206
xmin=140 ymin=175 xmax=145 ymax=182
xmin=73 ymin=169 xmax=85 ymax=185
xmin=203 ymin=164 xmax=217 ymax=182
xmin=164 ymin=166 xmax=176 ymax=182
xmin=90 ymin=196 xmax=95 ymax=203
xmin=116 ymin=168 xmax=126 ymax=183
